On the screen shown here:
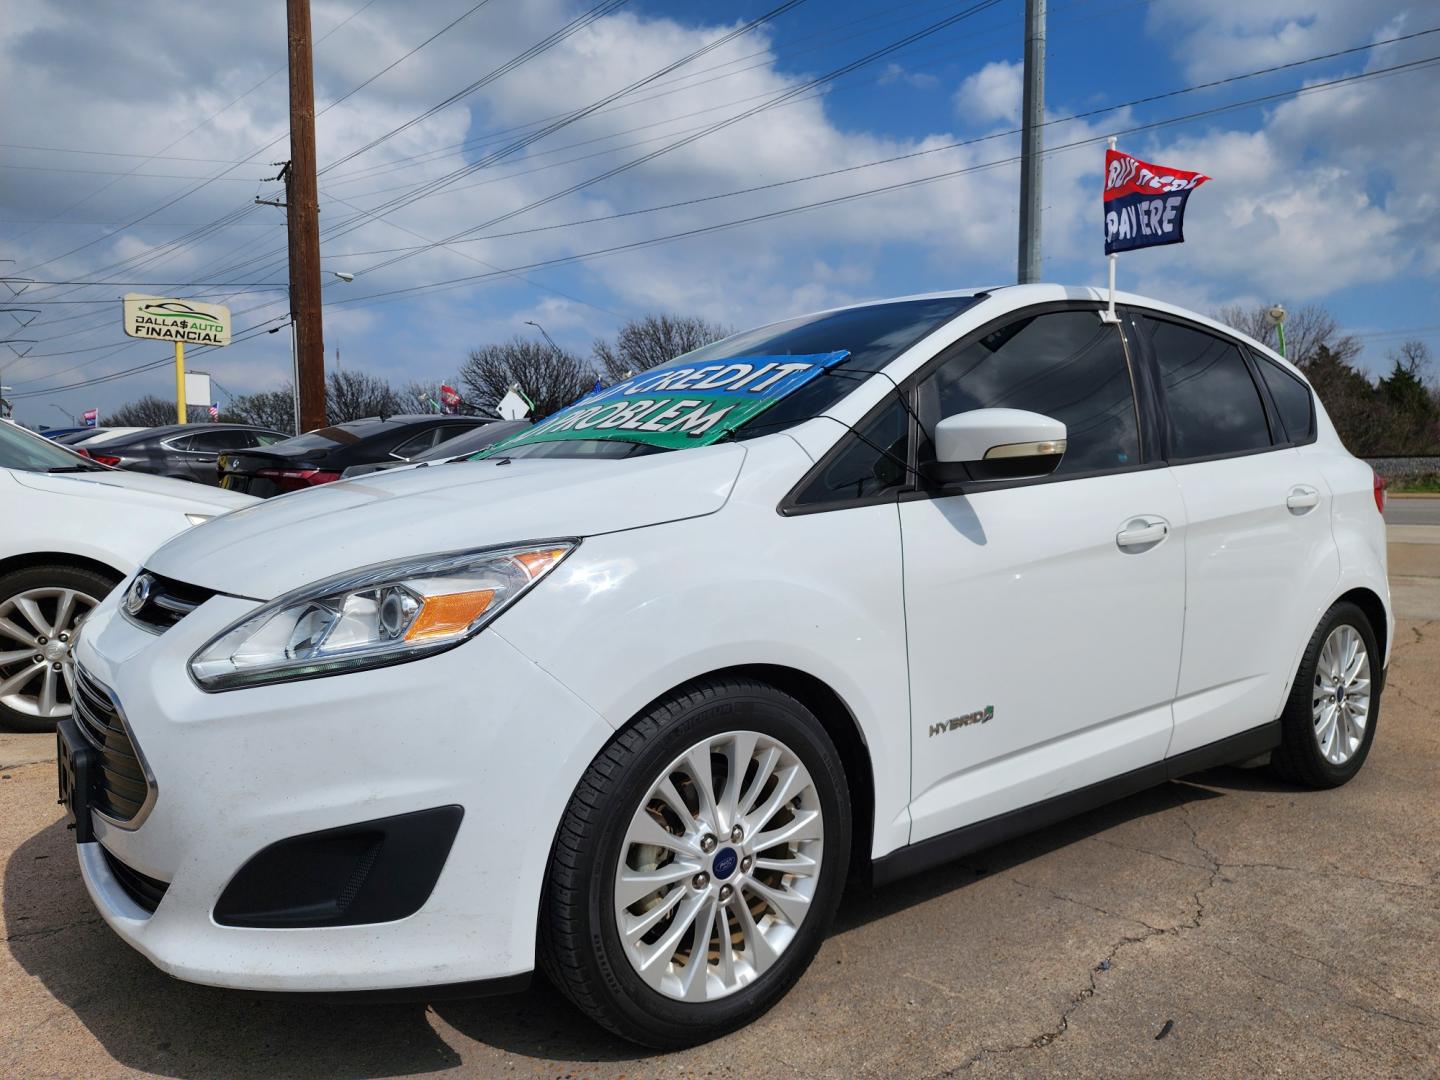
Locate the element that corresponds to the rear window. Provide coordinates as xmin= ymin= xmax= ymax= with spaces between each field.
xmin=282 ymin=420 xmax=395 ymax=450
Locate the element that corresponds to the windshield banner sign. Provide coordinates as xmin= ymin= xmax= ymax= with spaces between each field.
xmin=486 ymin=351 xmax=850 ymax=453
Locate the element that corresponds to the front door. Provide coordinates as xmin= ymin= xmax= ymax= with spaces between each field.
xmin=900 ymin=308 xmax=1187 ymax=843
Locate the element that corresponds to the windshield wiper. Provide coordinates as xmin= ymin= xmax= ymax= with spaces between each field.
xmin=46 ymin=464 xmax=101 ymax=473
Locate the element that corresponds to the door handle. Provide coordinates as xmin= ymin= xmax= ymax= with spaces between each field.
xmin=1286 ymin=486 xmax=1320 ymax=512
xmin=1117 ymin=518 xmax=1168 ymax=549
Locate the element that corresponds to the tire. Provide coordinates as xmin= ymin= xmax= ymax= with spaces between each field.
xmin=1270 ymin=600 xmax=1382 ymax=788
xmin=540 ymin=676 xmax=851 ymax=1048
xmin=0 ymin=563 xmax=121 ymax=733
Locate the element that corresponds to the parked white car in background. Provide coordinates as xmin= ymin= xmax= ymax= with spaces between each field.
xmin=64 ymin=285 xmax=1390 ymax=1047
xmin=0 ymin=419 xmax=256 ymax=731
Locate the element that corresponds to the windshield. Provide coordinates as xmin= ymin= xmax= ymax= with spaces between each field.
xmin=0 ymin=421 xmax=104 ymax=472
xmin=490 ymin=296 xmax=977 ymax=460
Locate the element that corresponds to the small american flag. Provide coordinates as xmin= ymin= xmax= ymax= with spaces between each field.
xmin=208 ymin=403 xmax=219 ymax=420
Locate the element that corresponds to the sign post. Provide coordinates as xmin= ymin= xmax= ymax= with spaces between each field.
xmin=122 ymin=295 xmax=231 ymax=424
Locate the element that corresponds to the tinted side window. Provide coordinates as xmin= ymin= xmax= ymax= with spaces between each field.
xmin=391 ymin=428 xmax=443 ymax=458
xmin=1146 ymin=319 xmax=1271 ymax=460
xmin=1255 ymin=355 xmax=1315 ymax=442
xmin=916 ymin=310 xmax=1140 ymax=475
xmin=187 ymin=430 xmax=252 ymax=452
xmin=792 ymin=398 xmax=909 ymax=506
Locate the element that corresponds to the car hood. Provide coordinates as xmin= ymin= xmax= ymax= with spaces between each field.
xmin=145 ymin=443 xmax=747 ymax=598
xmin=11 ymin=467 xmax=257 ymax=514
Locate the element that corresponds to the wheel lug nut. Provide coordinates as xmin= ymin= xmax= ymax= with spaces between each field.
xmin=33 ymin=655 xmax=43 ymax=663
xmin=699 ymin=834 xmax=717 ymax=853
xmin=741 ymin=855 xmax=753 ymax=872
xmin=719 ymin=884 xmax=733 ymax=902
xmin=36 ymin=637 xmax=46 ymax=645
xmin=58 ymin=633 xmax=68 ymax=642
xmin=52 ymin=662 xmax=62 ymax=670
xmin=692 ymin=872 xmax=710 ymax=890
xmin=729 ymin=824 xmax=744 ymax=842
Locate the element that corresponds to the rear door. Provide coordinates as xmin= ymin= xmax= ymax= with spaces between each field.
xmin=900 ymin=305 xmax=1187 ymax=841
xmin=1126 ymin=312 xmax=1338 ymax=755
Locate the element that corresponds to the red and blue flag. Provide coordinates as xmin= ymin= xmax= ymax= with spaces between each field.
xmin=1103 ymin=149 xmax=1209 ymax=255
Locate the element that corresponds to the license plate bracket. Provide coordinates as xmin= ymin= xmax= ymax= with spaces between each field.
xmin=56 ymin=718 xmax=98 ymax=843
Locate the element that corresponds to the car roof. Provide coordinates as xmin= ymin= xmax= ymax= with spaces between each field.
xmin=786 ymin=284 xmax=1309 ymax=383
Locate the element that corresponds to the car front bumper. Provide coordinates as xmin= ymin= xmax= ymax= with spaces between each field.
xmin=71 ymin=590 xmax=614 ymax=992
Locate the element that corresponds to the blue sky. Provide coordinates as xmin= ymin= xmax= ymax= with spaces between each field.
xmin=2 ymin=0 xmax=1436 ymax=426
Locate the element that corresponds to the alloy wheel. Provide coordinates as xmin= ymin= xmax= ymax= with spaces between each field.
xmin=0 ymin=587 xmax=99 ymax=719
xmin=614 ymin=730 xmax=825 ymax=1002
xmin=1311 ymin=624 xmax=1371 ymax=765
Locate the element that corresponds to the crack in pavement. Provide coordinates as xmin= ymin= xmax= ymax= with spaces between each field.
xmin=4 ymin=915 xmax=104 ymax=943
xmin=932 ymin=796 xmax=1224 ymax=1076
xmin=1206 ymin=943 xmax=1437 ymax=1030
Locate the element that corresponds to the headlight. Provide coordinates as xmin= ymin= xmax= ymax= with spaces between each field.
xmin=189 ymin=540 xmax=576 ymax=691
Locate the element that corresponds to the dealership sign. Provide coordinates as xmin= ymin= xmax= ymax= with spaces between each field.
xmin=486 ymin=351 xmax=850 ymax=454
xmin=123 ymin=294 xmax=232 ymax=346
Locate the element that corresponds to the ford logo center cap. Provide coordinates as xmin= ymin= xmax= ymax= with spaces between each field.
xmin=712 ymin=848 xmax=739 ymax=880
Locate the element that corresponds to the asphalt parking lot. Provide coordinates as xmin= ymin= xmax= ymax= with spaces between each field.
xmin=3 ymin=509 xmax=1437 ymax=1079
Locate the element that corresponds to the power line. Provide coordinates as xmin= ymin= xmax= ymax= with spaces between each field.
xmin=208 ymin=0 xmax=998 ymax=287
xmin=8 ymin=0 xmax=379 ymax=266
xmin=313 ymin=54 xmax=1440 ymax=310
xmin=321 ymin=26 xmax=1440 ymax=262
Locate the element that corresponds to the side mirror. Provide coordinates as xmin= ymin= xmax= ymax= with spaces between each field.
xmin=929 ymin=408 xmax=1067 ymax=485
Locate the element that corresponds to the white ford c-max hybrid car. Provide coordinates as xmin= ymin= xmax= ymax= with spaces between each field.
xmin=0 ymin=419 xmax=255 ymax=732
xmin=63 ymin=285 xmax=1389 ymax=1047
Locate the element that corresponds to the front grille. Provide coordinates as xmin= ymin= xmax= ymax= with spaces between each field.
xmin=102 ymin=847 xmax=169 ymax=913
xmin=125 ymin=571 xmax=215 ymax=632
xmin=72 ymin=666 xmax=153 ymax=824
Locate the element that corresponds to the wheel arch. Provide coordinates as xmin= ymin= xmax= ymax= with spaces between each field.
xmin=640 ymin=663 xmax=877 ymax=882
xmin=0 ymin=550 xmax=127 ymax=584
xmin=1335 ymin=586 xmax=1388 ymax=675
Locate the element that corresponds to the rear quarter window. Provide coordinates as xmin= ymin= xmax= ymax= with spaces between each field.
xmin=1255 ymin=355 xmax=1316 ymax=443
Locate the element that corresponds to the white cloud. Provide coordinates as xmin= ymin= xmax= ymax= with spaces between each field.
xmin=953 ymin=60 xmax=1022 ymax=126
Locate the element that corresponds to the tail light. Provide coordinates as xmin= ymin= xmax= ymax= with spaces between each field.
xmin=256 ymin=467 xmax=342 ymax=492
xmin=90 ymin=454 xmax=122 ymax=467
xmin=1373 ymin=471 xmax=1387 ymax=514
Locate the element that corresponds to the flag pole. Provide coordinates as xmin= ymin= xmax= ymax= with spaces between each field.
xmin=1102 ymin=136 xmax=1119 ymax=324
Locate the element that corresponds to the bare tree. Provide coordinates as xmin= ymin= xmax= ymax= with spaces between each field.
xmin=593 ymin=314 xmax=732 ymax=383
xmin=222 ymin=386 xmax=297 ymax=435
xmin=326 ymin=369 xmax=400 ymax=423
xmin=1391 ymin=339 xmax=1433 ymax=381
xmin=460 ymin=337 xmax=595 ymax=419
xmin=105 ymin=395 xmax=180 ymax=426
xmin=1212 ymin=303 xmax=1361 ymax=367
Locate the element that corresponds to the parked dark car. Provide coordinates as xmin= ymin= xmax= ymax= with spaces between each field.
xmin=217 ymin=415 xmax=496 ymax=497
xmin=338 ymin=419 xmax=530 ymax=478
xmin=85 ymin=424 xmax=290 ymax=484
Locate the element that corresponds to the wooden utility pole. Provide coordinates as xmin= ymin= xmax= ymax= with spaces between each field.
xmin=287 ymin=0 xmax=326 ymax=432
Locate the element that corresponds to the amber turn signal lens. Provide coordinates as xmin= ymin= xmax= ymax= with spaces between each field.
xmin=513 ymin=548 xmax=570 ymax=579
xmin=405 ymin=590 xmax=497 ymax=642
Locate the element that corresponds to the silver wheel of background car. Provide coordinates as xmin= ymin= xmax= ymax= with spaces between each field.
xmin=1312 ymin=624 xmax=1371 ymax=765
xmin=614 ymin=729 xmax=825 ymax=1003
xmin=0 ymin=587 xmax=98 ymax=719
